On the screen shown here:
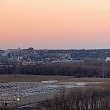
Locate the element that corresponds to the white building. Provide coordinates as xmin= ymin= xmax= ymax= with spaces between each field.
xmin=105 ymin=57 xmax=110 ymax=62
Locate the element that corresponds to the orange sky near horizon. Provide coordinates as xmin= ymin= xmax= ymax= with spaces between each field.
xmin=0 ymin=0 xmax=110 ymax=49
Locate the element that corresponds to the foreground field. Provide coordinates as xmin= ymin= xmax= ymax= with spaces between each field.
xmin=0 ymin=74 xmax=110 ymax=109
xmin=0 ymin=74 xmax=110 ymax=83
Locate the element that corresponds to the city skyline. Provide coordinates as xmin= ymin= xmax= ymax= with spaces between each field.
xmin=0 ymin=0 xmax=110 ymax=49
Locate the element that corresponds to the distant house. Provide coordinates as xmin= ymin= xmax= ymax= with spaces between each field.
xmin=41 ymin=80 xmax=58 ymax=84
xmin=105 ymin=57 xmax=110 ymax=62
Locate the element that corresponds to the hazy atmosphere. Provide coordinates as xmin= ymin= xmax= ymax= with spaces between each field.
xmin=0 ymin=0 xmax=110 ymax=49
xmin=1 ymin=1 xmax=110 ymax=109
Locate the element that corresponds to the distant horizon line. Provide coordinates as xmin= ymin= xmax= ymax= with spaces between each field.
xmin=1 ymin=48 xmax=110 ymax=50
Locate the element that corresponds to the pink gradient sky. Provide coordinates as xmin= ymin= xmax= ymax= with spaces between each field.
xmin=0 ymin=0 xmax=110 ymax=49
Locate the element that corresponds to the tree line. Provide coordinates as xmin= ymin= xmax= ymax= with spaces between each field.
xmin=44 ymin=84 xmax=110 ymax=110
xmin=0 ymin=62 xmax=110 ymax=77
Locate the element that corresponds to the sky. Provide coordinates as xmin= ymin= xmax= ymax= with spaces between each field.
xmin=0 ymin=0 xmax=110 ymax=49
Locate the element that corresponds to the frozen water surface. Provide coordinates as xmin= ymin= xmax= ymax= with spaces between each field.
xmin=0 ymin=81 xmax=87 ymax=97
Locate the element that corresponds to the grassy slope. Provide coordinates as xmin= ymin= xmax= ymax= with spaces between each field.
xmin=0 ymin=74 xmax=110 ymax=83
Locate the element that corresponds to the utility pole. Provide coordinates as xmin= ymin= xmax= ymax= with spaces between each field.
xmin=100 ymin=59 xmax=107 ymax=78
xmin=102 ymin=61 xmax=105 ymax=78
xmin=15 ymin=56 xmax=20 ymax=78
